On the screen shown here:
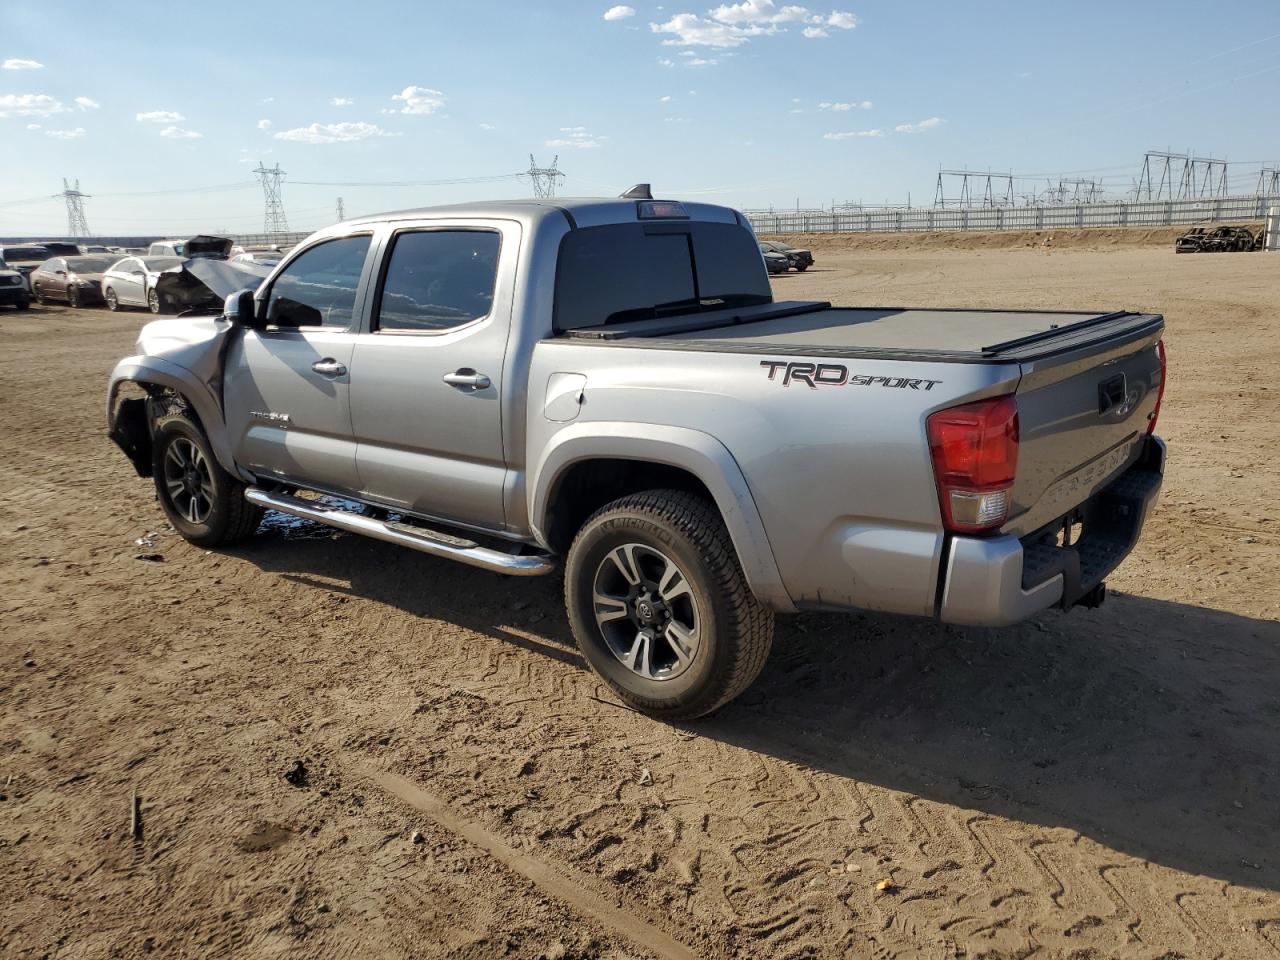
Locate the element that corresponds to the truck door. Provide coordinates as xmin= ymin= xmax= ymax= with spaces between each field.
xmin=348 ymin=221 xmax=517 ymax=530
xmin=222 ymin=234 xmax=375 ymax=495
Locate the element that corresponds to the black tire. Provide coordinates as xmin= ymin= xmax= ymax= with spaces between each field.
xmin=151 ymin=413 xmax=262 ymax=547
xmin=67 ymin=285 xmax=80 ymax=309
xmin=104 ymin=287 xmax=119 ymax=311
xmin=565 ymin=489 xmax=773 ymax=720
xmin=796 ymin=263 xmax=809 ymax=272
xmin=148 ymin=289 xmax=164 ymax=314
xmin=15 ymin=298 xmax=29 ymax=311
xmin=32 ymin=284 xmax=45 ymax=305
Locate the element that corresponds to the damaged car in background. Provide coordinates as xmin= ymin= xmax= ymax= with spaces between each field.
xmin=146 ymin=235 xmax=234 ymax=260
xmin=29 ymin=254 xmax=117 ymax=307
xmin=0 ymin=256 xmax=31 ymax=310
xmin=102 ymin=254 xmax=271 ymax=314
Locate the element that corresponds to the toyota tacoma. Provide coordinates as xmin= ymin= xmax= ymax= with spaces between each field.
xmin=107 ymin=190 xmax=1167 ymax=719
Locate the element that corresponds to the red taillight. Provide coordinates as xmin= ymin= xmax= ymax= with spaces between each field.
xmin=1147 ymin=339 xmax=1166 ymax=435
xmin=927 ymin=394 xmax=1019 ymax=533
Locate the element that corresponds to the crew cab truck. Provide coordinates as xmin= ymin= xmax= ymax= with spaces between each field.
xmin=107 ymin=193 xmax=1167 ymax=719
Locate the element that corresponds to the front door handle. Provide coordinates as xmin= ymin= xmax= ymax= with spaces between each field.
xmin=311 ymin=358 xmax=347 ymax=376
xmin=442 ymin=368 xmax=491 ymax=391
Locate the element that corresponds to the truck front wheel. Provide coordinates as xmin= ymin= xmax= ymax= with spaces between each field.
xmin=151 ymin=414 xmax=261 ymax=547
xmin=565 ymin=490 xmax=774 ymax=720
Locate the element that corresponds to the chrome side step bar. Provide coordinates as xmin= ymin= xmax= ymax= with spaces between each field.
xmin=244 ymin=488 xmax=557 ymax=577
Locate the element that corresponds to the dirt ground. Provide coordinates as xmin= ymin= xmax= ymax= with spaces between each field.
xmin=2 ymin=241 xmax=1278 ymax=960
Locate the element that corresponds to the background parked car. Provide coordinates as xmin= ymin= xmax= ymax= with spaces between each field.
xmin=0 ymin=258 xmax=31 ymax=310
xmin=147 ymin=235 xmax=232 ymax=259
xmin=101 ymin=255 xmax=184 ymax=313
xmin=759 ymin=244 xmax=791 ymax=274
xmin=34 ymin=241 xmax=82 ymax=258
xmin=0 ymin=244 xmax=49 ymax=290
xmin=80 ymin=244 xmax=113 ymax=254
xmin=759 ymin=239 xmax=815 ymax=271
xmin=230 ymin=251 xmax=282 ymax=268
xmin=29 ymin=255 xmax=116 ymax=307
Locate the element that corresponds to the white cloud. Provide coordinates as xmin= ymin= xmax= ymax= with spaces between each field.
xmin=894 ymin=116 xmax=943 ymax=133
xmin=660 ymin=95 xmax=672 ymax=102
xmin=823 ymin=128 xmax=883 ymax=139
xmin=274 ymin=121 xmax=389 ymax=144
xmin=2 ymin=58 xmax=43 ymax=70
xmin=546 ymin=126 xmax=608 ymax=149
xmin=603 ymin=4 xmax=636 ymax=19
xmin=651 ymin=12 xmax=765 ymax=47
xmin=45 ymin=127 xmax=86 ymax=140
xmin=478 ymin=122 xmax=495 ymax=130
xmin=818 ymin=100 xmax=872 ymax=111
xmin=160 ymin=126 xmax=203 ymax=139
xmin=137 ymin=110 xmax=184 ymax=123
xmin=657 ymin=57 xmax=675 ymax=66
xmin=0 ymin=93 xmax=66 ymax=119
xmin=257 ymin=118 xmax=272 ymax=130
xmin=330 ymin=96 xmax=354 ymax=106
xmin=391 ymin=85 xmax=445 ymax=115
xmin=74 ymin=96 xmax=100 ymax=110
xmin=651 ymin=3 xmax=856 ymax=47
xmin=710 ymin=1 xmax=809 ymax=24
xmin=261 ymin=96 xmax=275 ymax=103
xmin=25 ymin=123 xmax=41 ymax=130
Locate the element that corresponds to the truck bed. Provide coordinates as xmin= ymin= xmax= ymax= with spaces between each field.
xmin=560 ymin=300 xmax=1163 ymax=363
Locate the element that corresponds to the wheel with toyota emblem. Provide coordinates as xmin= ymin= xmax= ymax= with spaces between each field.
xmin=565 ymin=489 xmax=774 ymax=719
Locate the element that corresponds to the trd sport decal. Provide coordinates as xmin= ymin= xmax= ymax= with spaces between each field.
xmin=761 ymin=360 xmax=942 ymax=391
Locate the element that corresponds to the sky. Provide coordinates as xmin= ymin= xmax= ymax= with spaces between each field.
xmin=2 ymin=0 xmax=1280 ymax=236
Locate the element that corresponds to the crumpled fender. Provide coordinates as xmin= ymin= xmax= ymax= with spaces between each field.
xmin=528 ymin=421 xmax=796 ymax=613
xmin=106 ymin=355 xmax=241 ymax=478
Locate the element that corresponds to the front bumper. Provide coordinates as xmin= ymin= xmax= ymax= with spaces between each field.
xmin=939 ymin=435 xmax=1165 ymax=626
xmin=0 ymin=284 xmax=28 ymax=305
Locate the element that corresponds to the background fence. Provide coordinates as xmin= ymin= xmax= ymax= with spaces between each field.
xmin=746 ymin=194 xmax=1279 ymax=235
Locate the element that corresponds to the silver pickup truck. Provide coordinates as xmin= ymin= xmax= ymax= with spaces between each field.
xmin=107 ymin=192 xmax=1166 ymax=718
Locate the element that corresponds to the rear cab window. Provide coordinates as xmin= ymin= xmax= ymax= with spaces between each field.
xmin=553 ymin=220 xmax=771 ymax=331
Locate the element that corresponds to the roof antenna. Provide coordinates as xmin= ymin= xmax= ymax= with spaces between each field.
xmin=620 ymin=183 xmax=653 ymax=199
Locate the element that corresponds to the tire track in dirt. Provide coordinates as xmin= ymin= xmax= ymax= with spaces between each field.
xmin=362 ymin=765 xmax=701 ymax=960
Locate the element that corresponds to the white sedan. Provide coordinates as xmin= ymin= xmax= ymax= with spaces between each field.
xmin=101 ymin=255 xmax=184 ymax=313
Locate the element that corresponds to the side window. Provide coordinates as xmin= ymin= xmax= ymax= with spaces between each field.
xmin=376 ymin=230 xmax=500 ymax=332
xmin=264 ymin=235 xmax=371 ymax=330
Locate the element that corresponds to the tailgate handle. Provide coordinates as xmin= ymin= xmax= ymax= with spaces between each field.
xmin=1098 ymin=374 xmax=1127 ymax=414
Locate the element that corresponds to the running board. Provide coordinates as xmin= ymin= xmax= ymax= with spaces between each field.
xmin=244 ymin=488 xmax=557 ymax=577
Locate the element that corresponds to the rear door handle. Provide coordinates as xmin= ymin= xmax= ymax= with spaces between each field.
xmin=311 ymin=358 xmax=347 ymax=376
xmin=442 ymin=368 xmax=491 ymax=391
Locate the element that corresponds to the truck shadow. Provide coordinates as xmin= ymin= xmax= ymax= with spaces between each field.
xmin=233 ymin=519 xmax=1280 ymax=892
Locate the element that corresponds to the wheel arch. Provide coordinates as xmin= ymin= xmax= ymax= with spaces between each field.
xmin=107 ymin=356 xmax=242 ymax=479
xmin=529 ymin=423 xmax=795 ymax=612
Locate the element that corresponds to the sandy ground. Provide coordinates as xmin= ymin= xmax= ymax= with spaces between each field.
xmin=2 ymin=243 xmax=1278 ymax=960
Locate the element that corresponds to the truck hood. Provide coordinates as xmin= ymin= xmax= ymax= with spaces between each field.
xmin=181 ymin=257 xmax=271 ymax=299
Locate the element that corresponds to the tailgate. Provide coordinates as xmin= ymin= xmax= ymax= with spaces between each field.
xmin=1004 ymin=322 xmax=1164 ymax=536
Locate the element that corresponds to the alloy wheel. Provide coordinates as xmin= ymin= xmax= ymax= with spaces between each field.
xmin=591 ymin=543 xmax=701 ymax=681
xmin=162 ymin=437 xmax=214 ymax=525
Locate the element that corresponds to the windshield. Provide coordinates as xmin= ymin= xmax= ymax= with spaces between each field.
xmin=66 ymin=256 xmax=115 ymax=272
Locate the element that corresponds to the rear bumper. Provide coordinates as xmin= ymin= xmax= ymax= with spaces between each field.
xmin=939 ymin=435 xmax=1165 ymax=626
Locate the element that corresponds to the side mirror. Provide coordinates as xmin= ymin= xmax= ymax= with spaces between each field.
xmin=223 ymin=288 xmax=259 ymax=327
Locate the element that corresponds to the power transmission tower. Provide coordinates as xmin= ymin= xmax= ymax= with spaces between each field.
xmin=1137 ymin=151 xmax=1188 ymax=201
xmin=336 ymin=196 xmax=345 ymax=221
xmin=55 ymin=178 xmax=91 ymax=237
xmin=934 ymin=170 xmax=1014 ymax=208
xmin=252 ymin=162 xmax=289 ymax=237
xmin=1258 ymin=167 xmax=1280 ymax=196
xmin=526 ymin=155 xmax=564 ymax=198
xmin=1188 ymin=156 xmax=1228 ymax=198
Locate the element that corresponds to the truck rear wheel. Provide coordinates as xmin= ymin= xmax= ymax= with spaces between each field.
xmin=151 ymin=413 xmax=261 ymax=547
xmin=565 ymin=490 xmax=773 ymax=720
